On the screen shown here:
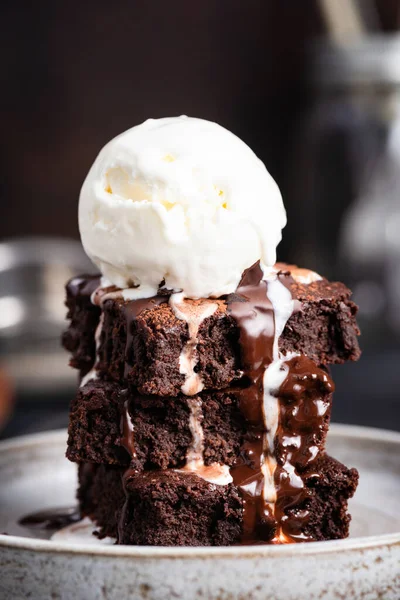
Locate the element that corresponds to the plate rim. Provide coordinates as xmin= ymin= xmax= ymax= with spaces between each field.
xmin=1 ymin=423 xmax=399 ymax=559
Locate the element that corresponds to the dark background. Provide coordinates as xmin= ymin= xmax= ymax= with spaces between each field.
xmin=1 ymin=0 xmax=399 ymax=437
xmin=1 ymin=0 xmax=321 ymax=248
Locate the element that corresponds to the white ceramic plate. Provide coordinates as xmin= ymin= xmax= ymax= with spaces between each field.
xmin=0 ymin=424 xmax=399 ymax=600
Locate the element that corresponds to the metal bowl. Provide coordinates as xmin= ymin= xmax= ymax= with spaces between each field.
xmin=0 ymin=237 xmax=95 ymax=394
xmin=0 ymin=424 xmax=399 ymax=599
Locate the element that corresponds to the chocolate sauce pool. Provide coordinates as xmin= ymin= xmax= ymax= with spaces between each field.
xmin=18 ymin=507 xmax=80 ymax=532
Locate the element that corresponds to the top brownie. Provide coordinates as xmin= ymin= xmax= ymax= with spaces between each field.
xmin=62 ymin=268 xmax=360 ymax=397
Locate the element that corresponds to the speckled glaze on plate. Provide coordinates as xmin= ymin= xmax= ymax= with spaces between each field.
xmin=0 ymin=424 xmax=399 ymax=600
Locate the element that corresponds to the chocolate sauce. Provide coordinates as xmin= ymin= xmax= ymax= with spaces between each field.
xmin=226 ymin=264 xmax=301 ymax=424
xmin=89 ymin=287 xmax=170 ymax=540
xmin=227 ymin=263 xmax=275 ymax=425
xmin=86 ymin=285 xmax=170 ymax=459
xmin=227 ymin=262 xmax=333 ymax=544
xmin=227 ymin=263 xmax=278 ymax=542
xmin=278 ymin=356 xmax=334 ymax=471
xmin=66 ymin=274 xmax=101 ymax=299
xmin=230 ymin=435 xmax=276 ymax=542
xmin=270 ymin=355 xmax=334 ymax=542
xmin=19 ymin=506 xmax=80 ymax=531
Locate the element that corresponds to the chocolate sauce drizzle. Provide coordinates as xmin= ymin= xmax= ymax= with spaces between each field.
xmin=227 ymin=262 xmax=334 ymax=544
xmin=271 ymin=356 xmax=334 ymax=542
xmin=66 ymin=274 xmax=101 ymax=300
xmin=227 ymin=263 xmax=277 ymax=542
xmin=227 ymin=263 xmax=275 ymax=424
xmin=84 ymin=283 xmax=169 ymax=462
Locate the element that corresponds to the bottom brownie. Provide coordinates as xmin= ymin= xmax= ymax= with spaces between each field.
xmin=78 ymin=455 xmax=358 ymax=546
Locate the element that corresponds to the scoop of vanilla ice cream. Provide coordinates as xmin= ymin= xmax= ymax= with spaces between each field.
xmin=79 ymin=116 xmax=286 ymax=298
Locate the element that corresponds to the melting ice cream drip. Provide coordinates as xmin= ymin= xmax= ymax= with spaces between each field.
xmin=169 ymin=293 xmax=218 ymax=396
xmin=260 ymin=275 xmax=295 ymax=512
xmin=120 ymin=399 xmax=136 ymax=459
xmin=185 ymin=397 xmax=204 ymax=466
xmin=181 ymin=397 xmax=232 ymax=485
xmin=169 ymin=293 xmax=232 ymax=485
xmin=176 ymin=395 xmax=232 ymax=485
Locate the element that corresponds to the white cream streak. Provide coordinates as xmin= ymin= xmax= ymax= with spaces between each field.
xmin=176 ymin=395 xmax=233 ymax=486
xmin=272 ymin=264 xmax=322 ymax=286
xmin=289 ymin=268 xmax=322 ymax=285
xmin=169 ymin=293 xmax=218 ymax=396
xmin=166 ymin=304 xmax=232 ymax=486
xmin=185 ymin=397 xmax=204 ymax=465
xmin=261 ymin=274 xmax=296 ymax=510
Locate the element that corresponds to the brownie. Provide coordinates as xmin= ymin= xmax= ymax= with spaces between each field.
xmin=120 ymin=470 xmax=243 ymax=546
xmin=62 ymin=275 xmax=101 ymax=376
xmin=63 ymin=272 xmax=360 ymax=396
xmin=77 ymin=454 xmax=358 ymax=545
xmin=67 ymin=380 xmax=250 ymax=469
xmin=300 ymin=456 xmax=359 ymax=542
xmin=67 ymin=360 xmax=332 ymax=472
xmin=68 ymin=380 xmax=245 ymax=469
xmin=64 ymin=262 xmax=360 ymax=546
xmin=77 ymin=463 xmax=125 ymax=539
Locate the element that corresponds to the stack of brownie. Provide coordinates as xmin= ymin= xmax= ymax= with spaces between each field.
xmin=63 ymin=262 xmax=360 ymax=546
